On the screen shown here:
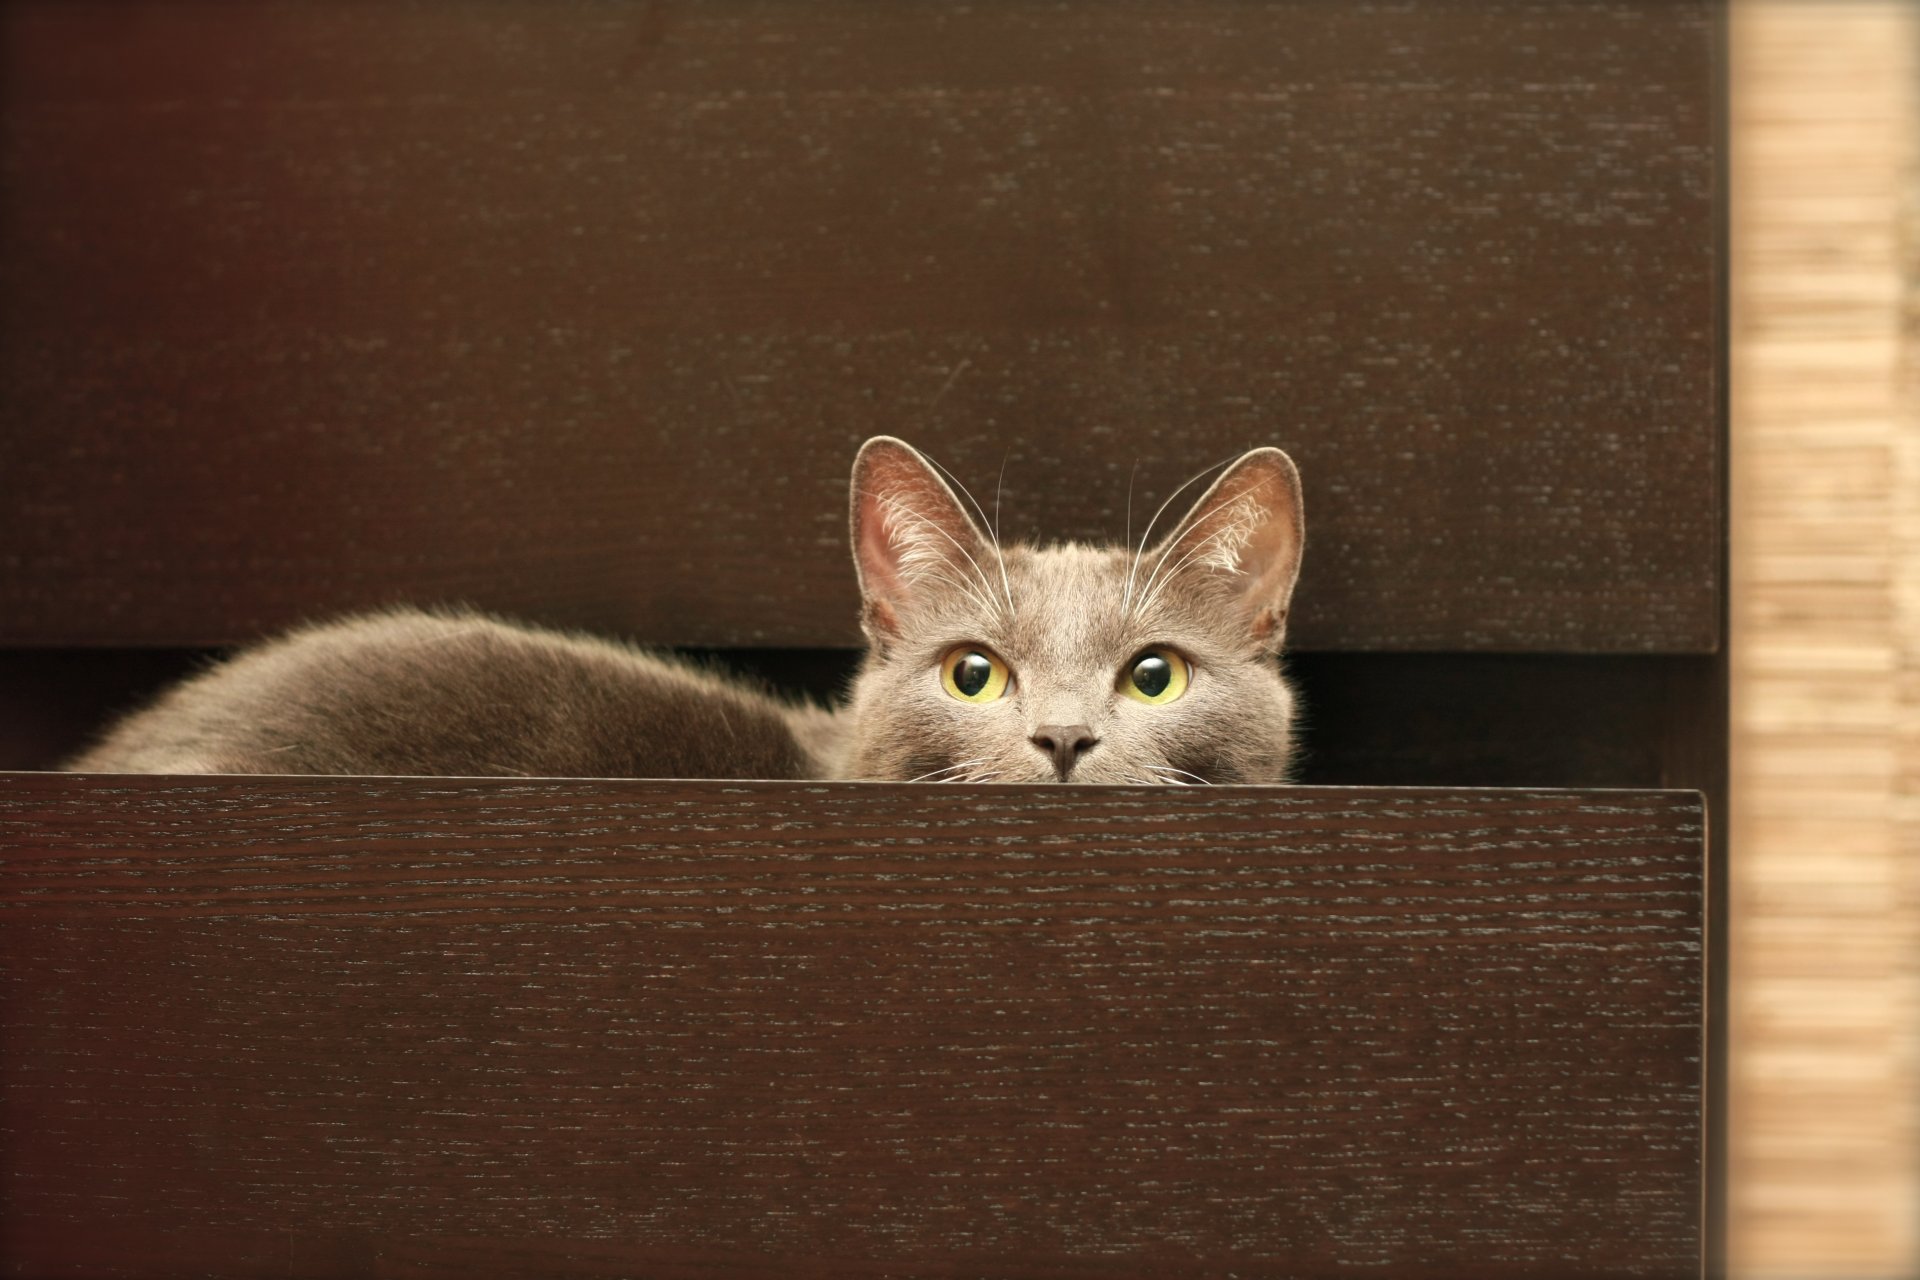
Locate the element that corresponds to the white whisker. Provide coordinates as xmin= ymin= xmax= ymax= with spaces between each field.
xmin=923 ymin=452 xmax=1018 ymax=621
xmin=1134 ymin=524 xmax=1242 ymax=617
xmin=883 ymin=495 xmax=1006 ymax=621
xmin=1121 ymin=454 xmax=1240 ymax=620
xmin=1134 ymin=476 xmax=1281 ymax=617
xmin=992 ymin=449 xmax=1013 ymax=615
xmin=1147 ymin=764 xmax=1212 ymax=786
xmin=906 ymin=758 xmax=987 ymax=783
xmin=880 ymin=493 xmax=1007 ymax=622
xmin=1124 ymin=460 xmax=1138 ymax=563
xmin=927 ymin=357 xmax=970 ymax=414
xmin=916 ymin=568 xmax=1004 ymax=619
xmin=1134 ymin=518 xmax=1257 ymax=618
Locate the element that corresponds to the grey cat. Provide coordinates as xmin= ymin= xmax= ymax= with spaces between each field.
xmin=67 ymin=437 xmax=1305 ymax=784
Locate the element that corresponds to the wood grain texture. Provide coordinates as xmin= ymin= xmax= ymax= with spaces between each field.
xmin=0 ymin=0 xmax=1718 ymax=653
xmin=1 ymin=774 xmax=1705 ymax=1278
xmin=1729 ymin=4 xmax=1920 ymax=1275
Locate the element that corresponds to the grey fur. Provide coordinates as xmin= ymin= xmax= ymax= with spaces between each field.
xmin=68 ymin=438 xmax=1304 ymax=784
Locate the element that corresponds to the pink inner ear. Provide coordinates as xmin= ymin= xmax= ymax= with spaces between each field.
xmin=850 ymin=442 xmax=990 ymax=631
xmin=1240 ymin=495 xmax=1303 ymax=599
xmin=855 ymin=486 xmax=910 ymax=605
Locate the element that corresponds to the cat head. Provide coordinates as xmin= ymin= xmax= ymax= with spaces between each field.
xmin=842 ymin=436 xmax=1304 ymax=785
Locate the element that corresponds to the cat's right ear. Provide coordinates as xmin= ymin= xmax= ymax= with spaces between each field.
xmin=850 ymin=437 xmax=995 ymax=648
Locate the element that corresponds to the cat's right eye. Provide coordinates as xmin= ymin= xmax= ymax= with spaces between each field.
xmin=939 ymin=646 xmax=1012 ymax=703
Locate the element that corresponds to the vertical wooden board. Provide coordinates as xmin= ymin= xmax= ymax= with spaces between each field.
xmin=0 ymin=1 xmax=1717 ymax=651
xmin=1 ymin=775 xmax=1705 ymax=1277
xmin=1731 ymin=2 xmax=1920 ymax=1272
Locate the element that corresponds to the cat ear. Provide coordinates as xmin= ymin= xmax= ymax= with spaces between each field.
xmin=1144 ymin=448 xmax=1305 ymax=652
xmin=849 ymin=436 xmax=997 ymax=645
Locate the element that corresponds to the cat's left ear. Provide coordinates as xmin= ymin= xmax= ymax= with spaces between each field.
xmin=1147 ymin=448 xmax=1305 ymax=653
xmin=849 ymin=436 xmax=997 ymax=649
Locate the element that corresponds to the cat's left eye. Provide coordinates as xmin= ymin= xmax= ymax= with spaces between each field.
xmin=1121 ymin=647 xmax=1191 ymax=704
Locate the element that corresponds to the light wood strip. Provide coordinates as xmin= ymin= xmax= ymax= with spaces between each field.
xmin=1731 ymin=2 xmax=1920 ymax=1275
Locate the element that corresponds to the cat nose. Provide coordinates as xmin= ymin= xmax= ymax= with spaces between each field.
xmin=1030 ymin=724 xmax=1097 ymax=781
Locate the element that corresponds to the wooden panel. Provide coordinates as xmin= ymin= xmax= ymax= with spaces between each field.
xmin=0 ymin=0 xmax=1718 ymax=652
xmin=1731 ymin=3 xmax=1920 ymax=1274
xmin=1 ymin=775 xmax=1705 ymax=1277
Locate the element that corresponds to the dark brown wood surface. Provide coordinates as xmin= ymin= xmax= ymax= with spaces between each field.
xmin=2 ymin=774 xmax=1705 ymax=1277
xmin=0 ymin=0 xmax=1718 ymax=653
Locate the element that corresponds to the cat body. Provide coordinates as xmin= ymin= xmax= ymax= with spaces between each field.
xmin=69 ymin=438 xmax=1305 ymax=785
xmin=65 ymin=608 xmax=843 ymax=779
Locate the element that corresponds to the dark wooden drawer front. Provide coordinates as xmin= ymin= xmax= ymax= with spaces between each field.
xmin=2 ymin=775 xmax=1705 ymax=1277
xmin=0 ymin=0 xmax=1718 ymax=653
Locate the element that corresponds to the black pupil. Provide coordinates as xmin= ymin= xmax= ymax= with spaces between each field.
xmin=1132 ymin=654 xmax=1172 ymax=697
xmin=953 ymin=653 xmax=993 ymax=697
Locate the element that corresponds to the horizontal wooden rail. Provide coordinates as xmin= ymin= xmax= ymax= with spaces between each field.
xmin=1 ymin=775 xmax=1704 ymax=1278
xmin=0 ymin=0 xmax=1718 ymax=652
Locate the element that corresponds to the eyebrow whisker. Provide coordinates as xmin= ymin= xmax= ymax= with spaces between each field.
xmin=1121 ymin=453 xmax=1240 ymax=621
xmin=921 ymin=452 xmax=1018 ymax=622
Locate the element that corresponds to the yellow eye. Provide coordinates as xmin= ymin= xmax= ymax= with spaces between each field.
xmin=939 ymin=646 xmax=1012 ymax=703
xmin=1121 ymin=647 xmax=1190 ymax=704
